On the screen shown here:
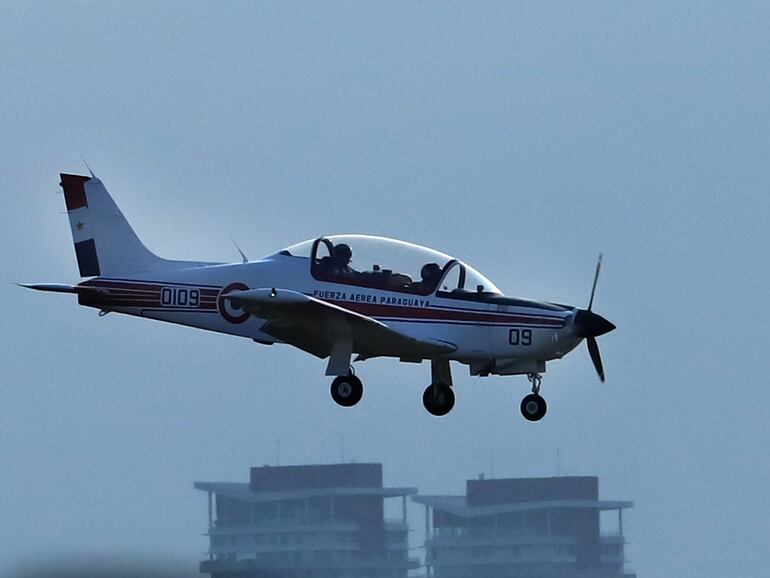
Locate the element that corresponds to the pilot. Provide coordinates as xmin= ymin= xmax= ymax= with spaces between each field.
xmin=417 ymin=262 xmax=442 ymax=291
xmin=323 ymin=243 xmax=355 ymax=277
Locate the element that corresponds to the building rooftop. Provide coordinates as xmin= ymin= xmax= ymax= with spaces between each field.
xmin=195 ymin=463 xmax=416 ymax=501
xmin=413 ymin=494 xmax=633 ymax=517
xmin=194 ymin=482 xmax=417 ymax=502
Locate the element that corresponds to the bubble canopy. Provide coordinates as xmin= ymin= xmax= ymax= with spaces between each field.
xmin=279 ymin=234 xmax=501 ymax=296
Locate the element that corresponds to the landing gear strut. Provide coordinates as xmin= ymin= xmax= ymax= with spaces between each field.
xmin=423 ymin=359 xmax=455 ymax=416
xmin=330 ymin=370 xmax=363 ymax=407
xmin=520 ymin=373 xmax=547 ymax=421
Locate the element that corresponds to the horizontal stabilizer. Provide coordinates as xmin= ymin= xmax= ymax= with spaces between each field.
xmin=18 ymin=283 xmax=104 ymax=295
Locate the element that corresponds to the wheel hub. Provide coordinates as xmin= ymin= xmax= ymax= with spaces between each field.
xmin=423 ymin=383 xmax=455 ymax=416
xmin=330 ymin=375 xmax=363 ymax=407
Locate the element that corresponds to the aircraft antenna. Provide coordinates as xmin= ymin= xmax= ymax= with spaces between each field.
xmin=230 ymin=237 xmax=249 ymax=263
xmin=80 ymin=155 xmax=96 ymax=178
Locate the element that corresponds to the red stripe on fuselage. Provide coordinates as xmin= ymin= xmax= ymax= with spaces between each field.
xmin=77 ymin=280 xmax=219 ymax=310
xmin=324 ymin=299 xmax=564 ymax=327
xmin=77 ymin=280 xmax=565 ymax=327
xmin=81 ymin=279 xmax=220 ymax=296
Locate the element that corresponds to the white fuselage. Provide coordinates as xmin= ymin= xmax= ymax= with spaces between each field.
xmin=77 ymin=253 xmax=583 ymax=376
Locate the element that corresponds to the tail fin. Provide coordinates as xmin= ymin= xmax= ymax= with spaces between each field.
xmin=60 ymin=173 xmax=213 ymax=277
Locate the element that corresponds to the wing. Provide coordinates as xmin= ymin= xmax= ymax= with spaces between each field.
xmin=224 ymin=288 xmax=456 ymax=360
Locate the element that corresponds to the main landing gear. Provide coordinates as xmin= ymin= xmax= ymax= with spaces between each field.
xmin=423 ymin=383 xmax=455 ymax=416
xmin=330 ymin=370 xmax=363 ymax=407
xmin=520 ymin=373 xmax=547 ymax=421
xmin=422 ymin=359 xmax=455 ymax=417
xmin=327 ymin=338 xmax=363 ymax=408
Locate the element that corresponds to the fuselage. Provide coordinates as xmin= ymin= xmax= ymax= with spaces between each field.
xmin=77 ymin=252 xmax=583 ymax=376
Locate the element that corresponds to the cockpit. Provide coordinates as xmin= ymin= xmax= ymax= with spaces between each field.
xmin=279 ymin=235 xmax=501 ymax=297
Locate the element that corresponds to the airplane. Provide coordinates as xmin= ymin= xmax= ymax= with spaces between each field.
xmin=22 ymin=172 xmax=616 ymax=421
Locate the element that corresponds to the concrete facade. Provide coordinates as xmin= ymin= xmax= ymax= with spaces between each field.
xmin=195 ymin=463 xmax=419 ymax=578
xmin=413 ymin=476 xmax=634 ymax=578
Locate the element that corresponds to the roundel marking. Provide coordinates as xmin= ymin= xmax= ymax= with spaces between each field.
xmin=218 ymin=282 xmax=251 ymax=324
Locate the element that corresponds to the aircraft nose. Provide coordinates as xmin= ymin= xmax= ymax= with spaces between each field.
xmin=572 ymin=309 xmax=616 ymax=338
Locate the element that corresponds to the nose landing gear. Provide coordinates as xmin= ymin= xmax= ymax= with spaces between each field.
xmin=520 ymin=373 xmax=547 ymax=421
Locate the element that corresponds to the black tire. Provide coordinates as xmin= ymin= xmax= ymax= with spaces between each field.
xmin=520 ymin=393 xmax=547 ymax=421
xmin=422 ymin=383 xmax=455 ymax=416
xmin=330 ymin=374 xmax=363 ymax=407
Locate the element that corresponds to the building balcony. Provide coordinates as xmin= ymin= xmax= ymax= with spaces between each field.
xmin=384 ymin=519 xmax=409 ymax=532
xmin=600 ymin=553 xmax=628 ymax=564
xmin=208 ymin=521 xmax=358 ymax=534
xmin=426 ymin=534 xmax=576 ymax=548
xmin=601 ymin=532 xmax=627 ymax=544
xmin=208 ymin=521 xmax=409 ymax=550
xmin=425 ymin=551 xmax=577 ymax=568
xmin=210 ymin=519 xmax=409 ymax=534
xmin=200 ymin=554 xmax=421 ymax=574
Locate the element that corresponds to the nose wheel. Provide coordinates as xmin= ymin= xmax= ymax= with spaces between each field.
xmin=520 ymin=373 xmax=547 ymax=421
xmin=423 ymin=383 xmax=455 ymax=416
xmin=520 ymin=393 xmax=547 ymax=421
xmin=330 ymin=373 xmax=363 ymax=407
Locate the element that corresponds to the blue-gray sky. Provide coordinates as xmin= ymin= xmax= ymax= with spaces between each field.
xmin=2 ymin=2 xmax=769 ymax=576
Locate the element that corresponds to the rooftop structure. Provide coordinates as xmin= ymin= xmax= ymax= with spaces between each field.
xmin=195 ymin=463 xmax=419 ymax=578
xmin=413 ymin=475 xmax=634 ymax=578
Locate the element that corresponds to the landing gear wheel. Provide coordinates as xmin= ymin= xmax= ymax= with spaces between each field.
xmin=330 ymin=374 xmax=363 ymax=407
xmin=422 ymin=383 xmax=455 ymax=416
xmin=520 ymin=393 xmax=547 ymax=422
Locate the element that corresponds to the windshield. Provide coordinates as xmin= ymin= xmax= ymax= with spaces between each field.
xmin=437 ymin=260 xmax=502 ymax=295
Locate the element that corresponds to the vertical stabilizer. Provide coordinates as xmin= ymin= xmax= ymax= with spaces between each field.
xmin=60 ymin=173 xmax=211 ymax=277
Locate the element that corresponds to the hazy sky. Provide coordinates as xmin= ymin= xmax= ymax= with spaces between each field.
xmin=2 ymin=2 xmax=769 ymax=576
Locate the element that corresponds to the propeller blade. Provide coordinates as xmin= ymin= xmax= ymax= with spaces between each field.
xmin=587 ymin=253 xmax=603 ymax=311
xmin=586 ymin=336 xmax=605 ymax=382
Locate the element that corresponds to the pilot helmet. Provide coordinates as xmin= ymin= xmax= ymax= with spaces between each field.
xmin=332 ymin=243 xmax=352 ymax=263
xmin=421 ymin=262 xmax=441 ymax=280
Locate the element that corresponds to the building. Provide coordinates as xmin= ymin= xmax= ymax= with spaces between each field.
xmin=413 ymin=475 xmax=634 ymax=578
xmin=195 ymin=463 xmax=419 ymax=578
